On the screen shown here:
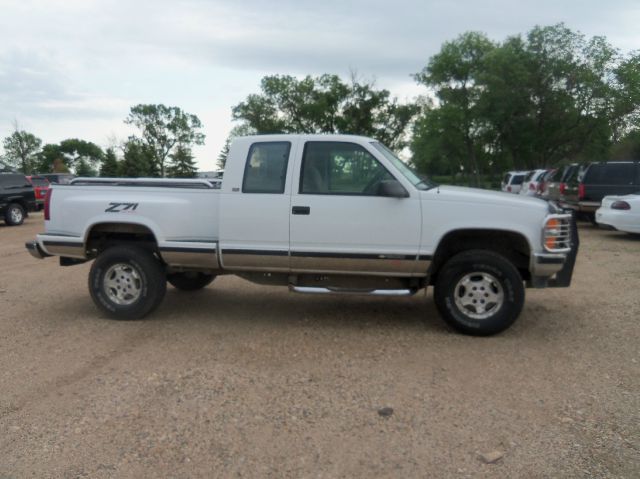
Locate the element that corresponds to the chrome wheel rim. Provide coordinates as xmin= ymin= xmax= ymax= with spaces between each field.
xmin=103 ymin=263 xmax=142 ymax=305
xmin=10 ymin=207 xmax=23 ymax=224
xmin=453 ymin=272 xmax=504 ymax=320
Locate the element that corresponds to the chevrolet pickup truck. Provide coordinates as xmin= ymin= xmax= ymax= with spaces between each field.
xmin=26 ymin=134 xmax=578 ymax=335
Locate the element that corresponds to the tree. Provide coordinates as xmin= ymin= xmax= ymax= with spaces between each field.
xmin=35 ymin=144 xmax=64 ymax=173
xmin=75 ymin=159 xmax=98 ymax=177
xmin=59 ymin=139 xmax=104 ymax=173
xmin=232 ymin=74 xmax=419 ymax=150
xmin=125 ymin=104 xmax=205 ymax=177
xmin=413 ymin=32 xmax=496 ymax=185
xmin=412 ymin=24 xmax=640 ymax=179
xmin=99 ymin=148 xmax=120 ymax=177
xmin=2 ymin=129 xmax=42 ymax=174
xmin=609 ymin=130 xmax=640 ymax=160
xmin=167 ymin=144 xmax=197 ymax=178
xmin=119 ymin=139 xmax=158 ymax=177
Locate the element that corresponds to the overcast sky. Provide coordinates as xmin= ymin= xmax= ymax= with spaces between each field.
xmin=1 ymin=0 xmax=638 ymax=171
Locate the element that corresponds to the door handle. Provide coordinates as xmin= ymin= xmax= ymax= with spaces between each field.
xmin=292 ymin=206 xmax=310 ymax=215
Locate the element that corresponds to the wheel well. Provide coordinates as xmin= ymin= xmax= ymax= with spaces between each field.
xmin=86 ymin=223 xmax=158 ymax=257
xmin=429 ymin=229 xmax=531 ymax=284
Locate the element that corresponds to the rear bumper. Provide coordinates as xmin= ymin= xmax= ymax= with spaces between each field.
xmin=529 ymin=212 xmax=580 ymax=288
xmin=25 ymin=240 xmax=51 ymax=259
xmin=561 ymin=201 xmax=599 ymax=213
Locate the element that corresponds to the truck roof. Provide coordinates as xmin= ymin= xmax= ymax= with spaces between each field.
xmin=233 ymin=133 xmax=376 ymax=144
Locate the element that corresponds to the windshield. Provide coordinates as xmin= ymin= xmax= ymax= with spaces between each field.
xmin=370 ymin=142 xmax=435 ymax=190
xmin=29 ymin=177 xmax=49 ymax=186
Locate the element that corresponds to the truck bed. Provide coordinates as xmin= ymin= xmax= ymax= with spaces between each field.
xmin=38 ymin=178 xmax=221 ymax=265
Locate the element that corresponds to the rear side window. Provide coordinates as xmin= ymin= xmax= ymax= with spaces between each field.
xmin=561 ymin=165 xmax=577 ymax=183
xmin=29 ymin=177 xmax=49 ymax=186
xmin=585 ymin=163 xmax=636 ymax=185
xmin=0 ymin=174 xmax=27 ymax=188
xmin=511 ymin=175 xmax=525 ymax=185
xmin=503 ymin=174 xmax=511 ymax=184
xmin=242 ymin=142 xmax=291 ymax=194
xmin=523 ymin=171 xmax=535 ymax=182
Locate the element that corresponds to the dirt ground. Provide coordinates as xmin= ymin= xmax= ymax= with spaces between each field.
xmin=1 ymin=212 xmax=638 ymax=478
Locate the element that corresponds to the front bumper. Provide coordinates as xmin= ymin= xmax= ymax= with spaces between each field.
xmin=530 ymin=212 xmax=580 ymax=288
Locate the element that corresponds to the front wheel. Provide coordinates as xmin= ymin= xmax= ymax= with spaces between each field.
xmin=167 ymin=272 xmax=216 ymax=291
xmin=434 ymin=250 xmax=524 ymax=336
xmin=89 ymin=246 xmax=167 ymax=320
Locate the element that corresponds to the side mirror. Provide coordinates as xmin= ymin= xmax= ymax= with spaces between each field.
xmin=378 ymin=179 xmax=409 ymax=198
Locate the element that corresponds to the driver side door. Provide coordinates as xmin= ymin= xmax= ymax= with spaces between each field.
xmin=289 ymin=141 xmax=422 ymax=276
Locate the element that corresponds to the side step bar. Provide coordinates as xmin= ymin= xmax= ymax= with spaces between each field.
xmin=289 ymin=286 xmax=416 ymax=296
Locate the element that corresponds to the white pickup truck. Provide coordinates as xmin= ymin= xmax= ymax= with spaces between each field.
xmin=26 ymin=134 xmax=578 ymax=335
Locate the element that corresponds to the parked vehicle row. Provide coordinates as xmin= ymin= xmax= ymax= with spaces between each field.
xmin=0 ymin=173 xmax=37 ymax=226
xmin=502 ymin=161 xmax=640 ymax=233
xmin=0 ymin=172 xmax=76 ymax=226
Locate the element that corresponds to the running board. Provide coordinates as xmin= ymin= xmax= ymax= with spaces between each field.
xmin=289 ymin=286 xmax=416 ymax=296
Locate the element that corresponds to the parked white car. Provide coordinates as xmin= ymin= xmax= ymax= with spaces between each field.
xmin=501 ymin=171 xmax=529 ymax=194
xmin=519 ymin=169 xmax=549 ymax=197
xmin=595 ymin=194 xmax=640 ymax=234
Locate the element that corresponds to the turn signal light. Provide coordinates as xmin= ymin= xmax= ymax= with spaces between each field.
xmin=559 ymin=183 xmax=566 ymax=195
xmin=544 ymin=218 xmax=560 ymax=249
xmin=44 ymin=188 xmax=52 ymax=221
xmin=611 ymin=201 xmax=631 ymax=210
xmin=578 ymin=183 xmax=586 ymax=200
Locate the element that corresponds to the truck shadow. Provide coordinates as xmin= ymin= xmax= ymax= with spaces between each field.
xmin=153 ymin=287 xmax=449 ymax=334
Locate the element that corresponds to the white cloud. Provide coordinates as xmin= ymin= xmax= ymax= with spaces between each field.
xmin=0 ymin=0 xmax=638 ymax=168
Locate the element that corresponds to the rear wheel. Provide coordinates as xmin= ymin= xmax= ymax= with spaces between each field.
xmin=434 ymin=250 xmax=524 ymax=336
xmin=167 ymin=272 xmax=216 ymax=291
xmin=89 ymin=246 xmax=166 ymax=320
xmin=4 ymin=203 xmax=25 ymax=226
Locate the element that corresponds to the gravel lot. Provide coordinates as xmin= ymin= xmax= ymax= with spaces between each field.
xmin=1 ymin=212 xmax=638 ymax=478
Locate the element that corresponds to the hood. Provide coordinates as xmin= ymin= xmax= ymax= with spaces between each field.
xmin=423 ymin=185 xmax=549 ymax=212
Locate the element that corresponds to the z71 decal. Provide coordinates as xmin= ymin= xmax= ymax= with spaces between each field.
xmin=105 ymin=202 xmax=139 ymax=213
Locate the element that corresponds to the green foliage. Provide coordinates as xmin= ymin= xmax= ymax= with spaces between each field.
xmin=75 ymin=159 xmax=98 ymax=177
xmin=412 ymin=24 xmax=640 ymax=178
xmin=2 ymin=130 xmax=42 ymax=174
xmin=167 ymin=144 xmax=197 ymax=178
xmin=413 ymin=32 xmax=495 ymax=184
xmin=232 ymin=74 xmax=419 ymax=150
xmin=36 ymin=144 xmax=63 ymax=173
xmin=119 ymin=139 xmax=158 ymax=177
xmin=609 ymin=130 xmax=640 ymax=160
xmin=59 ymin=138 xmax=104 ymax=173
xmin=125 ymin=104 xmax=205 ymax=177
xmin=99 ymin=148 xmax=120 ymax=177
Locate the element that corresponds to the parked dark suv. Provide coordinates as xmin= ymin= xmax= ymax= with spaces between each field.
xmin=0 ymin=173 xmax=37 ymax=226
xmin=562 ymin=161 xmax=640 ymax=220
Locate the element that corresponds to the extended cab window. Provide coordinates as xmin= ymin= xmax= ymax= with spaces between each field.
xmin=242 ymin=142 xmax=291 ymax=193
xmin=300 ymin=142 xmax=393 ymax=195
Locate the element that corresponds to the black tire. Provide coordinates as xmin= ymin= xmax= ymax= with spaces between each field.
xmin=4 ymin=203 xmax=25 ymax=226
xmin=434 ymin=250 xmax=524 ymax=336
xmin=88 ymin=246 xmax=166 ymax=320
xmin=167 ymin=272 xmax=216 ymax=291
